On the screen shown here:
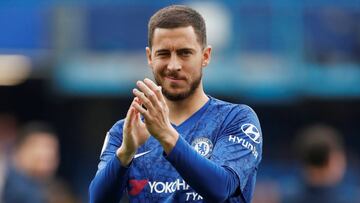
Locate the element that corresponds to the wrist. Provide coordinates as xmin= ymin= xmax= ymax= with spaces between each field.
xmin=159 ymin=128 xmax=179 ymax=155
xmin=116 ymin=145 xmax=136 ymax=167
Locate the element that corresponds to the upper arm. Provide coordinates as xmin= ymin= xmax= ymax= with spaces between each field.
xmin=211 ymin=105 xmax=263 ymax=201
xmin=96 ymin=121 xmax=124 ymax=173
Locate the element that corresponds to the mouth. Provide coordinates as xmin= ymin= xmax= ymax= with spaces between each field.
xmin=165 ymin=76 xmax=185 ymax=82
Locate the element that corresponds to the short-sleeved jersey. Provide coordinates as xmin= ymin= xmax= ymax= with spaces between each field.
xmin=97 ymin=96 xmax=263 ymax=202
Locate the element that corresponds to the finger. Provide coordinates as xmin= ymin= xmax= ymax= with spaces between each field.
xmin=134 ymin=110 xmax=143 ymax=127
xmin=132 ymin=101 xmax=150 ymax=119
xmin=133 ymin=88 xmax=154 ymax=111
xmin=134 ymin=99 xmax=147 ymax=128
xmin=133 ymin=97 xmax=141 ymax=113
xmin=133 ymin=98 xmax=142 ymax=121
xmin=134 ymin=97 xmax=141 ymax=104
xmin=136 ymin=81 xmax=159 ymax=107
xmin=131 ymin=107 xmax=140 ymax=127
xmin=143 ymin=78 xmax=163 ymax=101
xmin=135 ymin=97 xmax=149 ymax=114
xmin=157 ymin=86 xmax=166 ymax=105
xmin=124 ymin=104 xmax=135 ymax=130
xmin=134 ymin=109 xmax=140 ymax=122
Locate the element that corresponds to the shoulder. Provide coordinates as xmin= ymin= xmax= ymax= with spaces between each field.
xmin=102 ymin=119 xmax=126 ymax=145
xmin=209 ymin=96 xmax=259 ymax=122
xmin=108 ymin=119 xmax=125 ymax=136
xmin=4 ymin=167 xmax=45 ymax=203
xmin=209 ymin=97 xmax=262 ymax=142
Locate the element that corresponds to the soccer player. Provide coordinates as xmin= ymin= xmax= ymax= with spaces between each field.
xmin=89 ymin=5 xmax=262 ymax=203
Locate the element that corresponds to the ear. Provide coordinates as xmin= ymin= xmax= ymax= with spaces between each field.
xmin=146 ymin=47 xmax=152 ymax=67
xmin=201 ymin=45 xmax=212 ymax=67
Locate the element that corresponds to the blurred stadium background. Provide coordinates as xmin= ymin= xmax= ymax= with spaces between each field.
xmin=0 ymin=0 xmax=359 ymax=202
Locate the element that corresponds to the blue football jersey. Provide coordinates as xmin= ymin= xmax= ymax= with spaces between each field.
xmin=94 ymin=96 xmax=262 ymax=203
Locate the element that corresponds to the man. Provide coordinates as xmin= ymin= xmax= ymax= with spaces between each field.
xmin=2 ymin=121 xmax=59 ymax=203
xmin=2 ymin=121 xmax=80 ymax=203
xmin=89 ymin=5 xmax=262 ymax=203
xmin=283 ymin=124 xmax=358 ymax=203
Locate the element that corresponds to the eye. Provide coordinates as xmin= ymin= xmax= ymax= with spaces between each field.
xmin=156 ymin=51 xmax=170 ymax=58
xmin=179 ymin=50 xmax=192 ymax=57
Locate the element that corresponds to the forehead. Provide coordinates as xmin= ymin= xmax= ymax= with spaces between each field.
xmin=151 ymin=26 xmax=201 ymax=50
xmin=24 ymin=133 xmax=58 ymax=145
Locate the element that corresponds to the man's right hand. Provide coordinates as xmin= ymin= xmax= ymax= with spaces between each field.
xmin=116 ymin=98 xmax=150 ymax=166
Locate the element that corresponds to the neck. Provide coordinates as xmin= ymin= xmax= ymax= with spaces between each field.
xmin=166 ymin=85 xmax=209 ymax=125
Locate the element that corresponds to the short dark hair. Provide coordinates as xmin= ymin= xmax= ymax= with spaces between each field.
xmin=148 ymin=5 xmax=207 ymax=49
xmin=15 ymin=121 xmax=56 ymax=149
xmin=294 ymin=124 xmax=344 ymax=167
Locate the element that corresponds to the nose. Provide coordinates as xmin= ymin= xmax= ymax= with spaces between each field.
xmin=167 ymin=53 xmax=181 ymax=71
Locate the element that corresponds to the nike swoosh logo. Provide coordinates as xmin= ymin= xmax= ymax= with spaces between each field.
xmin=134 ymin=150 xmax=152 ymax=159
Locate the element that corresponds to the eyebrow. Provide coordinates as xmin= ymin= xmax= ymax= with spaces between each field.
xmin=177 ymin=48 xmax=195 ymax=53
xmin=155 ymin=48 xmax=196 ymax=54
xmin=155 ymin=49 xmax=170 ymax=54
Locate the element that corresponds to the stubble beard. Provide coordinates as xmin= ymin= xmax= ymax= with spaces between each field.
xmin=154 ymin=71 xmax=202 ymax=101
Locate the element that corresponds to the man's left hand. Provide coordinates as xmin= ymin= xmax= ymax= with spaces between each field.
xmin=132 ymin=78 xmax=179 ymax=154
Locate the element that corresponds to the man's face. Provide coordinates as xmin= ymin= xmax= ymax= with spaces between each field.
xmin=146 ymin=26 xmax=211 ymax=101
xmin=16 ymin=133 xmax=59 ymax=179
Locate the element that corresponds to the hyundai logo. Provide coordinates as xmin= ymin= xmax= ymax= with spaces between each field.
xmin=241 ymin=123 xmax=261 ymax=144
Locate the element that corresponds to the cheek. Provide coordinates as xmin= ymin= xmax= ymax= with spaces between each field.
xmin=152 ymin=66 xmax=163 ymax=77
xmin=151 ymin=59 xmax=166 ymax=72
xmin=188 ymin=64 xmax=202 ymax=77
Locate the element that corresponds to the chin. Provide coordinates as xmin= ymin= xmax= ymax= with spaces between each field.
xmin=162 ymin=87 xmax=194 ymax=101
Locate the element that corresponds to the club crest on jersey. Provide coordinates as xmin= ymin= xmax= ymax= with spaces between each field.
xmin=191 ymin=137 xmax=213 ymax=158
xmin=241 ymin=123 xmax=261 ymax=144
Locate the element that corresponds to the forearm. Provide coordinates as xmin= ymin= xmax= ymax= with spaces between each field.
xmin=89 ymin=155 xmax=129 ymax=203
xmin=165 ymin=136 xmax=239 ymax=202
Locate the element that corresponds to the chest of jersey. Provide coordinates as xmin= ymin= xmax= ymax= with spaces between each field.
xmin=126 ymin=108 xmax=228 ymax=202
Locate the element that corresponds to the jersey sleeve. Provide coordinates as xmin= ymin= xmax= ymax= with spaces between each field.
xmin=211 ymin=105 xmax=263 ymax=203
xmin=165 ymin=135 xmax=240 ymax=202
xmin=97 ymin=121 xmax=124 ymax=173
xmin=89 ymin=120 xmax=129 ymax=203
